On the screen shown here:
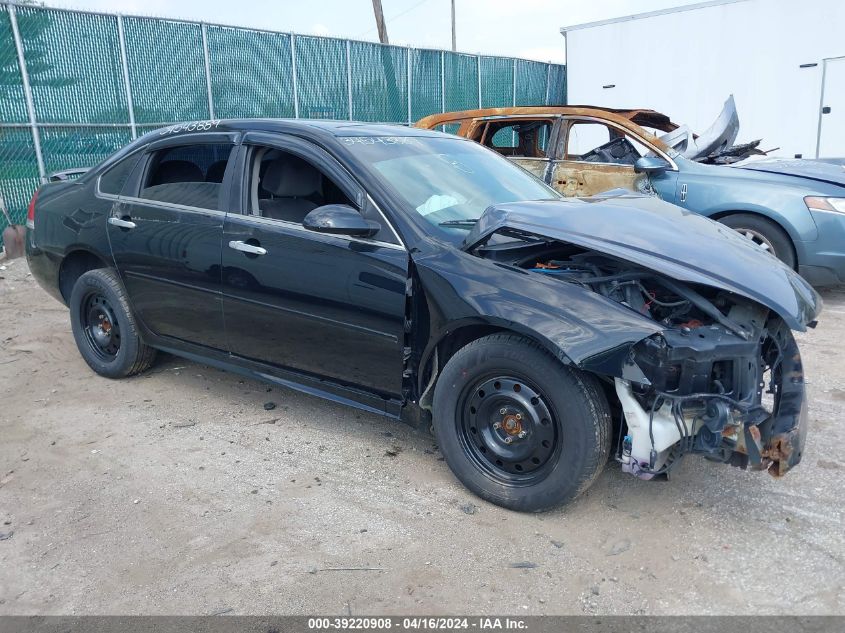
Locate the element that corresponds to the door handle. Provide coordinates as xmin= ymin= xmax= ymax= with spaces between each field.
xmin=108 ymin=217 xmax=136 ymax=229
xmin=228 ymin=240 xmax=267 ymax=256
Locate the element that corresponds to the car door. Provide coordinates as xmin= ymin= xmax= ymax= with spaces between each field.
xmin=220 ymin=132 xmax=408 ymax=398
xmin=105 ymin=133 xmax=237 ymax=350
xmin=549 ymin=117 xmax=678 ymax=198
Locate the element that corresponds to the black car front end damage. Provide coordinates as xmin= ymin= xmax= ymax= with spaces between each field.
xmin=531 ymin=252 xmax=808 ymax=479
xmin=458 ymin=194 xmax=820 ymax=482
xmin=621 ymin=316 xmax=807 ymax=479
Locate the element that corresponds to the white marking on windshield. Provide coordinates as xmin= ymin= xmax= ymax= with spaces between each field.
xmin=341 ymin=136 xmax=422 ymax=146
xmin=434 ymin=153 xmax=473 ymax=173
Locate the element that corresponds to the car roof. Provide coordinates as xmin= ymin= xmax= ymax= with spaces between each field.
xmin=415 ymin=106 xmax=679 ymax=133
xmin=93 ymin=117 xmax=465 ymax=180
xmin=139 ymin=118 xmax=450 ymax=141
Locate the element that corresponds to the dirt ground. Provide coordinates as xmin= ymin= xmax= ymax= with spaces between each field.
xmin=0 ymin=255 xmax=843 ymax=615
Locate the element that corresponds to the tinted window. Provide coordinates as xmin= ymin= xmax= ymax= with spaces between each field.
xmin=140 ymin=143 xmax=232 ymax=209
xmin=99 ymin=154 xmax=140 ymax=195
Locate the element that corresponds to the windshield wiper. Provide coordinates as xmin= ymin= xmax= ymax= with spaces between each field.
xmin=438 ymin=218 xmax=480 ymax=228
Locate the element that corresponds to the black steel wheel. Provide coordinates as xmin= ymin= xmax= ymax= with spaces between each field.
xmin=433 ymin=333 xmax=611 ymax=512
xmin=69 ymin=268 xmax=157 ymax=378
xmin=458 ymin=375 xmax=561 ymax=485
xmin=80 ymin=291 xmax=122 ymax=361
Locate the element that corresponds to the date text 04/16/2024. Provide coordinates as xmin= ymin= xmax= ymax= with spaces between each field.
xmin=307 ymin=617 xmax=528 ymax=630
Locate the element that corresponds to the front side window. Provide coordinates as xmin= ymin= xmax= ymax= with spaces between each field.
xmin=565 ymin=121 xmax=652 ymax=165
xmin=139 ymin=143 xmax=232 ymax=209
xmin=248 ymin=146 xmax=354 ymax=224
xmin=342 ymin=136 xmax=559 ymax=242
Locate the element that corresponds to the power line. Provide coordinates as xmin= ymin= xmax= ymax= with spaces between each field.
xmin=355 ymin=0 xmax=432 ymax=39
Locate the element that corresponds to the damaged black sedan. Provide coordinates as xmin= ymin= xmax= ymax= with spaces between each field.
xmin=25 ymin=120 xmax=821 ymax=511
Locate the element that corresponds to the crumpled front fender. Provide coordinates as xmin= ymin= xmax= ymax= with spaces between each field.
xmin=413 ymin=247 xmax=664 ymax=385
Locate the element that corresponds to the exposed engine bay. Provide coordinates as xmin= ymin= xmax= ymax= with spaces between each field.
xmin=476 ymin=233 xmax=808 ymax=480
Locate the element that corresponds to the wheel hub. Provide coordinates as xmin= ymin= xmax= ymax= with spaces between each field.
xmin=92 ymin=314 xmax=112 ymax=344
xmin=493 ymin=409 xmax=530 ymax=446
xmin=82 ymin=293 xmax=121 ymax=360
xmin=737 ymin=228 xmax=775 ymax=254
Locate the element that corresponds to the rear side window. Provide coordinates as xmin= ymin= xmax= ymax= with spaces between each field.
xmin=140 ymin=143 xmax=232 ymax=210
xmin=99 ymin=154 xmax=140 ymax=195
xmin=481 ymin=120 xmax=552 ymax=158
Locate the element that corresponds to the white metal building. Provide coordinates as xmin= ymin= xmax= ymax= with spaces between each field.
xmin=561 ymin=0 xmax=845 ymax=158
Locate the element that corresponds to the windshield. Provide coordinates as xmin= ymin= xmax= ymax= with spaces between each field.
xmin=339 ymin=136 xmax=560 ymax=240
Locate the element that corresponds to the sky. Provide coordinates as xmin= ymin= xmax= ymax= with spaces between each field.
xmin=42 ymin=0 xmax=707 ymax=63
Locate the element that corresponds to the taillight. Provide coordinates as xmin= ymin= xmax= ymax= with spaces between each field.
xmin=26 ymin=189 xmax=38 ymax=229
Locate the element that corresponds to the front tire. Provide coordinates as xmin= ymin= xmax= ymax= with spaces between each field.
xmin=432 ymin=334 xmax=611 ymax=512
xmin=69 ymin=268 xmax=156 ymax=378
xmin=719 ymin=214 xmax=796 ymax=269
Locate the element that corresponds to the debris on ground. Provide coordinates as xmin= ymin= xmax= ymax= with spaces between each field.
xmin=510 ymin=562 xmax=538 ymax=569
xmin=607 ymin=539 xmax=631 ymax=556
xmin=252 ymin=418 xmax=279 ymax=426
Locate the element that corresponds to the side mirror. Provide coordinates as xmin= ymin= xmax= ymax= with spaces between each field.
xmin=302 ymin=204 xmax=380 ymax=238
xmin=634 ymin=156 xmax=671 ymax=174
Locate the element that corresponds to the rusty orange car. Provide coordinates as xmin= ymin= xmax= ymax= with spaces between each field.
xmin=415 ymin=106 xmax=681 ymax=198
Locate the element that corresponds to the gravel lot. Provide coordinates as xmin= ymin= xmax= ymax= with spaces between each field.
xmin=0 ymin=256 xmax=843 ymax=615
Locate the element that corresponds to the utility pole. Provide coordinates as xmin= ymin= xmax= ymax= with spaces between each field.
xmin=451 ymin=0 xmax=456 ymax=51
xmin=370 ymin=0 xmax=399 ymax=115
xmin=372 ymin=0 xmax=389 ymax=45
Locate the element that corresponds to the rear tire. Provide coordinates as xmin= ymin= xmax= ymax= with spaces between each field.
xmin=432 ymin=334 xmax=611 ymax=512
xmin=69 ymin=268 xmax=156 ymax=378
xmin=719 ymin=214 xmax=796 ymax=269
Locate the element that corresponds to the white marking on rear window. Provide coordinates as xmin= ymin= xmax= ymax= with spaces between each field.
xmin=158 ymin=120 xmax=221 ymax=135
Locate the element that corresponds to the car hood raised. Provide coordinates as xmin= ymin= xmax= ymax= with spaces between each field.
xmin=734 ymin=157 xmax=845 ymax=188
xmin=462 ymin=193 xmax=821 ymax=331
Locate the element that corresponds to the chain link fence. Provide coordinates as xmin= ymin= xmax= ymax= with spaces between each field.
xmin=0 ymin=2 xmax=566 ymax=232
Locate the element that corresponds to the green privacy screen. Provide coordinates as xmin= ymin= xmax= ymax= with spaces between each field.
xmin=16 ymin=7 xmax=128 ymax=124
xmin=122 ymin=17 xmax=209 ymax=123
xmin=207 ymin=26 xmax=295 ymax=119
xmin=1 ymin=6 xmax=34 ymax=124
xmin=351 ymin=41 xmax=408 ymax=123
xmin=443 ymin=51 xmax=478 ymax=113
xmin=294 ymin=35 xmax=348 ymax=120
xmin=410 ymin=49 xmax=442 ymax=122
xmin=0 ymin=1 xmax=565 ymax=231
xmin=480 ymin=57 xmax=514 ymax=108
xmin=38 ymin=126 xmax=132 ymax=174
